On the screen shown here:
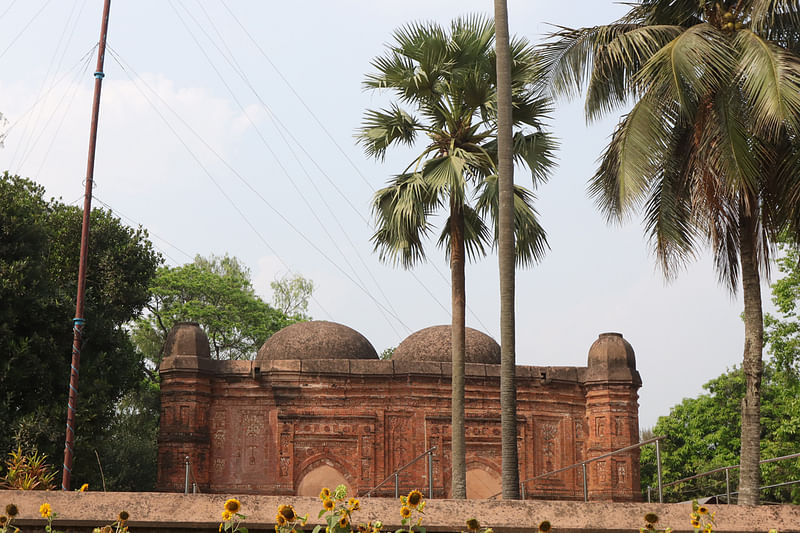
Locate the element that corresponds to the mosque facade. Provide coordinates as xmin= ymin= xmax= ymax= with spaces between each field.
xmin=156 ymin=321 xmax=642 ymax=500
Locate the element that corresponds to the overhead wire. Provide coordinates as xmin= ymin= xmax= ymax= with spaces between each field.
xmin=218 ymin=1 xmax=491 ymax=333
xmin=172 ymin=0 xmax=406 ymax=337
xmin=107 ymin=47 xmax=418 ymax=326
xmin=0 ymin=0 xmax=20 ymax=20
xmin=12 ymin=0 xmax=84 ymax=168
xmin=0 ymin=0 xmax=54 ymax=61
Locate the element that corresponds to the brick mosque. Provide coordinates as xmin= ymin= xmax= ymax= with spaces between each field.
xmin=157 ymin=321 xmax=642 ymax=500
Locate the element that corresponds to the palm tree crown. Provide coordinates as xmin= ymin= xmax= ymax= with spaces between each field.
xmin=541 ymin=0 xmax=800 ymax=506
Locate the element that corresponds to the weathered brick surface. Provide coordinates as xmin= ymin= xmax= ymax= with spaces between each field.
xmin=158 ymin=326 xmax=642 ymax=501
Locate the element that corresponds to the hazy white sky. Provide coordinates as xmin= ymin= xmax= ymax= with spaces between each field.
xmin=0 ymin=1 xmax=774 ymax=429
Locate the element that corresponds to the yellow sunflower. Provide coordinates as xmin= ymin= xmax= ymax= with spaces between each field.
xmin=348 ymin=498 xmax=360 ymax=511
xmin=280 ymin=505 xmax=296 ymax=521
xmin=338 ymin=515 xmax=349 ymax=528
xmin=466 ymin=518 xmax=480 ymax=531
xmin=407 ymin=490 xmax=423 ymax=507
xmin=79 ymin=483 xmax=89 ymax=492
xmin=119 ymin=511 xmax=130 ymax=522
xmin=323 ymin=498 xmax=335 ymax=511
xmin=225 ymin=498 xmax=241 ymax=513
xmin=222 ymin=510 xmax=233 ymax=521
xmin=39 ymin=503 xmax=52 ymax=519
xmin=644 ymin=513 xmax=658 ymax=525
xmin=276 ymin=514 xmax=288 ymax=526
xmin=320 ymin=487 xmax=332 ymax=500
xmin=697 ymin=506 xmax=708 ymax=515
xmin=704 ymin=525 xmax=713 ymax=533
xmin=691 ymin=519 xmax=701 ymax=528
xmin=5 ymin=505 xmax=18 ymax=518
xmin=538 ymin=520 xmax=552 ymax=533
xmin=0 ymin=516 xmax=7 ymax=526
xmin=400 ymin=506 xmax=412 ymax=518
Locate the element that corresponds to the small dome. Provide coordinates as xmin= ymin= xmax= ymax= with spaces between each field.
xmin=163 ymin=322 xmax=210 ymax=359
xmin=393 ymin=325 xmax=500 ymax=364
xmin=257 ymin=320 xmax=378 ymax=361
xmin=586 ymin=332 xmax=641 ymax=385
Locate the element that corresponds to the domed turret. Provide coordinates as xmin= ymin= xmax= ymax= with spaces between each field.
xmin=392 ymin=325 xmax=500 ymax=364
xmin=585 ymin=332 xmax=641 ymax=385
xmin=257 ymin=320 xmax=378 ymax=361
xmin=163 ymin=322 xmax=210 ymax=359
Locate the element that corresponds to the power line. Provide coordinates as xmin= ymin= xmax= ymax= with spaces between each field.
xmin=0 ymin=0 xmax=54 ymax=61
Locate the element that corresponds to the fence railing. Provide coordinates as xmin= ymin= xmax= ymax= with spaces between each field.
xmin=361 ymin=446 xmax=437 ymax=498
xmin=650 ymin=451 xmax=800 ymax=503
xmin=489 ymin=436 xmax=665 ymax=501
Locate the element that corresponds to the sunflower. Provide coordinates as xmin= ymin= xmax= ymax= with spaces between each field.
xmin=119 ymin=511 xmax=130 ymax=522
xmin=691 ymin=519 xmax=701 ymax=528
xmin=338 ymin=515 xmax=349 ymax=528
xmin=407 ymin=490 xmax=423 ymax=507
xmin=644 ymin=513 xmax=658 ymax=525
xmin=400 ymin=506 xmax=412 ymax=518
xmin=348 ymin=498 xmax=360 ymax=511
xmin=222 ymin=510 xmax=233 ymax=521
xmin=0 ymin=516 xmax=7 ymax=525
xmin=225 ymin=498 xmax=241 ymax=513
xmin=538 ymin=520 xmax=552 ymax=533
xmin=5 ymin=505 xmax=18 ymax=518
xmin=697 ymin=506 xmax=708 ymax=515
xmin=466 ymin=518 xmax=480 ymax=531
xmin=703 ymin=525 xmax=713 ymax=533
xmin=280 ymin=505 xmax=296 ymax=521
xmin=323 ymin=498 xmax=335 ymax=511
xmin=39 ymin=503 xmax=52 ymax=519
xmin=276 ymin=514 xmax=288 ymax=526
xmin=80 ymin=483 xmax=89 ymax=492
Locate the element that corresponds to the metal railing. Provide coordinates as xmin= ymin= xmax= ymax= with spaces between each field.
xmin=362 ymin=446 xmax=437 ymax=498
xmin=184 ymin=456 xmax=201 ymax=494
xmin=489 ymin=436 xmax=665 ymax=501
xmin=650 ymin=451 xmax=800 ymax=504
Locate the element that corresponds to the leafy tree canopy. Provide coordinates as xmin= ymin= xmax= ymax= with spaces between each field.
xmin=271 ymin=272 xmax=314 ymax=320
xmin=132 ymin=254 xmax=304 ymax=363
xmin=0 ymin=172 xmax=161 ymax=488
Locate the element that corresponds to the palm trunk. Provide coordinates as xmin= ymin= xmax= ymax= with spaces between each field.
xmin=738 ymin=207 xmax=763 ymax=506
xmin=494 ymin=0 xmax=521 ymax=500
xmin=450 ymin=198 xmax=467 ymax=499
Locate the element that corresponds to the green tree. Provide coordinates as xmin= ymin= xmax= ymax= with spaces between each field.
xmin=271 ymin=273 xmax=314 ymax=320
xmin=0 ymin=172 xmax=161 ymax=489
xmin=358 ymin=15 xmax=557 ymax=498
xmin=542 ymin=0 xmax=800 ymax=504
xmin=132 ymin=254 xmax=298 ymax=363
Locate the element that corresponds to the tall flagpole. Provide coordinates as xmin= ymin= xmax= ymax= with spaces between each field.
xmin=62 ymin=0 xmax=112 ymax=491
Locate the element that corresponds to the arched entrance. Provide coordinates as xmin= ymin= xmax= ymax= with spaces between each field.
xmin=296 ymin=464 xmax=349 ymax=497
xmin=466 ymin=468 xmax=502 ymax=499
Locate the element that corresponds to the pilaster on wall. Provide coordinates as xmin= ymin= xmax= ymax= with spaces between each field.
xmin=583 ymin=333 xmax=642 ymax=501
xmin=157 ymin=322 xmax=214 ymax=492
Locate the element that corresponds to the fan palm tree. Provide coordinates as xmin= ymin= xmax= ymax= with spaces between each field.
xmin=358 ymin=15 xmax=557 ymax=499
xmin=494 ymin=0 xmax=522 ymax=500
xmin=541 ymin=0 xmax=800 ymax=505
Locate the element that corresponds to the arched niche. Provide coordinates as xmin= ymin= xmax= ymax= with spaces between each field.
xmin=466 ymin=468 xmax=501 ymax=499
xmin=296 ymin=464 xmax=350 ymax=497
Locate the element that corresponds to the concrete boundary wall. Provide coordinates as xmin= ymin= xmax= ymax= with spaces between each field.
xmin=1 ymin=491 xmax=798 ymax=533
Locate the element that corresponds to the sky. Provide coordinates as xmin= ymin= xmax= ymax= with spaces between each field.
xmin=0 ymin=1 xmax=777 ymax=429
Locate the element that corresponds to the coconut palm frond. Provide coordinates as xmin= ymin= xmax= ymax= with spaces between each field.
xmin=634 ymin=24 xmax=736 ymax=119
xmin=750 ymin=0 xmax=800 ymax=37
xmin=734 ymin=29 xmax=800 ymax=138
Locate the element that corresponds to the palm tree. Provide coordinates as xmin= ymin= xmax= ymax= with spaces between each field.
xmin=541 ymin=0 xmax=800 ymax=505
xmin=358 ymin=15 xmax=557 ymax=499
xmin=494 ymin=0 xmax=521 ymax=500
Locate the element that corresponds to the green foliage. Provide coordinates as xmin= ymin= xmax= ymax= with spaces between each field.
xmin=132 ymin=254 xmax=298 ymax=362
xmin=271 ymin=273 xmax=314 ymax=320
xmin=380 ymin=347 xmax=395 ymax=360
xmin=0 ymin=447 xmax=57 ymax=490
xmin=0 ymin=172 xmax=161 ymax=490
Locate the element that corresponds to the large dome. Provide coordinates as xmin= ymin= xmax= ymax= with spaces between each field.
xmin=393 ymin=325 xmax=500 ymax=364
xmin=256 ymin=320 xmax=378 ymax=361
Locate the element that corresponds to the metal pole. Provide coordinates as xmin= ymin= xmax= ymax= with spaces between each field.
xmin=647 ymin=485 xmax=652 ymax=503
xmin=427 ymin=450 xmax=434 ymax=498
xmin=184 ymin=456 xmax=190 ymax=494
xmin=61 ymin=0 xmax=112 ymax=491
xmin=192 ymin=482 xmax=197 ymax=494
xmin=725 ymin=468 xmax=731 ymax=504
xmin=520 ymin=482 xmax=525 ymax=500
xmin=394 ymin=472 xmax=399 ymax=498
xmin=655 ymin=439 xmax=663 ymax=503
xmin=582 ymin=463 xmax=588 ymax=501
